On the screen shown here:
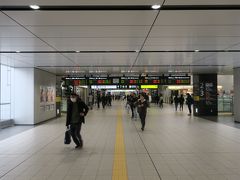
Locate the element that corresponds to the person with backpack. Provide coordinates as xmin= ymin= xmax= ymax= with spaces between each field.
xmin=66 ymin=93 xmax=89 ymax=148
xmin=186 ymin=93 xmax=194 ymax=116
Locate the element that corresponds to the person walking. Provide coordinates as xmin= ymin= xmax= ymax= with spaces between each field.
xmin=66 ymin=93 xmax=89 ymax=148
xmin=179 ymin=94 xmax=184 ymax=111
xmin=88 ymin=93 xmax=93 ymax=110
xmin=129 ymin=93 xmax=138 ymax=119
xmin=159 ymin=94 xmax=164 ymax=109
xmin=137 ymin=93 xmax=148 ymax=131
xmin=101 ymin=93 xmax=106 ymax=109
xmin=97 ymin=92 xmax=101 ymax=108
xmin=174 ymin=95 xmax=179 ymax=111
xmin=186 ymin=93 xmax=194 ymax=116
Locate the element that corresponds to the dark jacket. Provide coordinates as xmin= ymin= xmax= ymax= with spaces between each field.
xmin=186 ymin=95 xmax=194 ymax=105
xmin=137 ymin=99 xmax=148 ymax=114
xmin=179 ymin=96 xmax=184 ymax=104
xmin=129 ymin=96 xmax=138 ymax=107
xmin=66 ymin=98 xmax=89 ymax=126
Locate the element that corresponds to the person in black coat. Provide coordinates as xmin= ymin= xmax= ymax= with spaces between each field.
xmin=66 ymin=93 xmax=89 ymax=148
xmin=174 ymin=95 xmax=179 ymax=111
xmin=97 ymin=92 xmax=101 ymax=108
xmin=129 ymin=93 xmax=138 ymax=119
xmin=186 ymin=93 xmax=194 ymax=116
xmin=137 ymin=93 xmax=148 ymax=131
xmin=179 ymin=94 xmax=185 ymax=111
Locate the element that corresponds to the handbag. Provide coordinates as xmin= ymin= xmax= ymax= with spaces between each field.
xmin=64 ymin=129 xmax=71 ymax=144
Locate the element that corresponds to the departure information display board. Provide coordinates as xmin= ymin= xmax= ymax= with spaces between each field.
xmin=65 ymin=77 xmax=87 ymax=86
xmin=167 ymin=76 xmax=191 ymax=85
xmin=64 ymin=76 xmax=191 ymax=86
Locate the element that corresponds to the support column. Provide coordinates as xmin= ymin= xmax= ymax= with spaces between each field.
xmin=234 ymin=68 xmax=240 ymax=122
xmin=193 ymin=74 xmax=218 ymax=116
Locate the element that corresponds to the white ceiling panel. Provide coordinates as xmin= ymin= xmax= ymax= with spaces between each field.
xmin=143 ymin=37 xmax=240 ymax=51
xmin=136 ymin=52 xmax=213 ymax=65
xmin=63 ymin=53 xmax=137 ymax=66
xmin=0 ymin=13 xmax=18 ymax=25
xmin=0 ymin=26 xmax=35 ymax=37
xmin=4 ymin=53 xmax=76 ymax=67
xmin=150 ymin=25 xmax=240 ymax=37
xmin=0 ymin=0 xmax=164 ymax=5
xmin=194 ymin=52 xmax=240 ymax=66
xmin=40 ymin=66 xmax=130 ymax=75
xmin=39 ymin=67 xmax=88 ymax=75
xmin=227 ymin=43 xmax=240 ymax=50
xmin=142 ymin=45 xmax=231 ymax=51
xmin=155 ymin=11 xmax=240 ymax=25
xmin=166 ymin=0 xmax=240 ymax=5
xmin=0 ymin=38 xmax=54 ymax=51
xmin=6 ymin=11 xmax=157 ymax=26
xmin=131 ymin=66 xmax=232 ymax=74
xmin=190 ymin=66 xmax=232 ymax=74
xmin=42 ymin=38 xmax=144 ymax=51
xmin=26 ymin=26 xmax=150 ymax=38
xmin=0 ymin=54 xmax=32 ymax=67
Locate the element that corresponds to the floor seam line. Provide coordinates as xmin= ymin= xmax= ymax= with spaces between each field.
xmin=132 ymin=120 xmax=162 ymax=180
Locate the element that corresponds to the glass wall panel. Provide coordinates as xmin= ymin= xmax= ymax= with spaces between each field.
xmin=0 ymin=65 xmax=13 ymax=121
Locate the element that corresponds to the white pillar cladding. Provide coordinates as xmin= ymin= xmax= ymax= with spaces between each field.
xmin=14 ymin=68 xmax=34 ymax=125
xmin=14 ymin=68 xmax=56 ymax=125
xmin=234 ymin=68 xmax=240 ymax=122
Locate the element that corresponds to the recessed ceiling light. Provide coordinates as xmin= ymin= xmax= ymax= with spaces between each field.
xmin=76 ymin=51 xmax=80 ymax=53
xmin=151 ymin=4 xmax=161 ymax=10
xmin=16 ymin=51 xmax=20 ymax=53
xmin=194 ymin=49 xmax=200 ymax=52
xmin=30 ymin=5 xmax=40 ymax=10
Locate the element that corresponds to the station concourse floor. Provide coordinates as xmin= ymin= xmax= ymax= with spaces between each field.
xmin=1 ymin=102 xmax=240 ymax=180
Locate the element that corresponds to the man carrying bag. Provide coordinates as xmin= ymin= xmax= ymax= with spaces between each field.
xmin=66 ymin=93 xmax=89 ymax=149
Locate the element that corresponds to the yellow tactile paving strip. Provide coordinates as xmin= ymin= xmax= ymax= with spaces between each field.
xmin=112 ymin=110 xmax=128 ymax=180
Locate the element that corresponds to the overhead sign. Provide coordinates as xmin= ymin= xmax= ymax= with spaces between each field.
xmin=141 ymin=85 xmax=158 ymax=89
xmin=64 ymin=76 xmax=191 ymax=86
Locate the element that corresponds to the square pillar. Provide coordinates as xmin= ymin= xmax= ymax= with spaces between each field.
xmin=193 ymin=74 xmax=218 ymax=116
xmin=234 ymin=68 xmax=240 ymax=122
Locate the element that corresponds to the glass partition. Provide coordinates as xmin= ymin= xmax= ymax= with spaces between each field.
xmin=218 ymin=96 xmax=233 ymax=113
xmin=0 ymin=65 xmax=14 ymax=121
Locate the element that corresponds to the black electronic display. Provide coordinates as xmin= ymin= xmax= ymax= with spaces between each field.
xmin=64 ymin=77 xmax=87 ymax=86
xmin=88 ymin=77 xmax=120 ymax=85
xmin=63 ymin=76 xmax=191 ymax=86
xmin=167 ymin=76 xmax=191 ymax=85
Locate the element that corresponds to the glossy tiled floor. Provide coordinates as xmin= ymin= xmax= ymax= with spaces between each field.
xmin=1 ymin=102 xmax=240 ymax=180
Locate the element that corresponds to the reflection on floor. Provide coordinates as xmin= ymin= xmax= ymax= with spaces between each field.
xmin=202 ymin=115 xmax=240 ymax=129
xmin=0 ymin=125 xmax=33 ymax=141
xmin=0 ymin=102 xmax=240 ymax=180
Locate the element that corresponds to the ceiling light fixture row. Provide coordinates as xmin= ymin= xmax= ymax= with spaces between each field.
xmin=28 ymin=4 xmax=161 ymax=10
xmin=30 ymin=5 xmax=40 ymax=9
xmin=66 ymin=70 xmax=85 ymax=73
xmin=151 ymin=4 xmax=161 ymax=9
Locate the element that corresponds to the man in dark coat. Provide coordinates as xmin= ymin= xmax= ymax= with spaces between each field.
xmin=186 ymin=93 xmax=194 ymax=116
xmin=66 ymin=93 xmax=89 ymax=148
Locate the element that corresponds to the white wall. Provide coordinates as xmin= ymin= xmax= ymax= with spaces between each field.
xmin=34 ymin=69 xmax=56 ymax=124
xmin=14 ymin=68 xmax=34 ymax=125
xmin=218 ymin=75 xmax=233 ymax=92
